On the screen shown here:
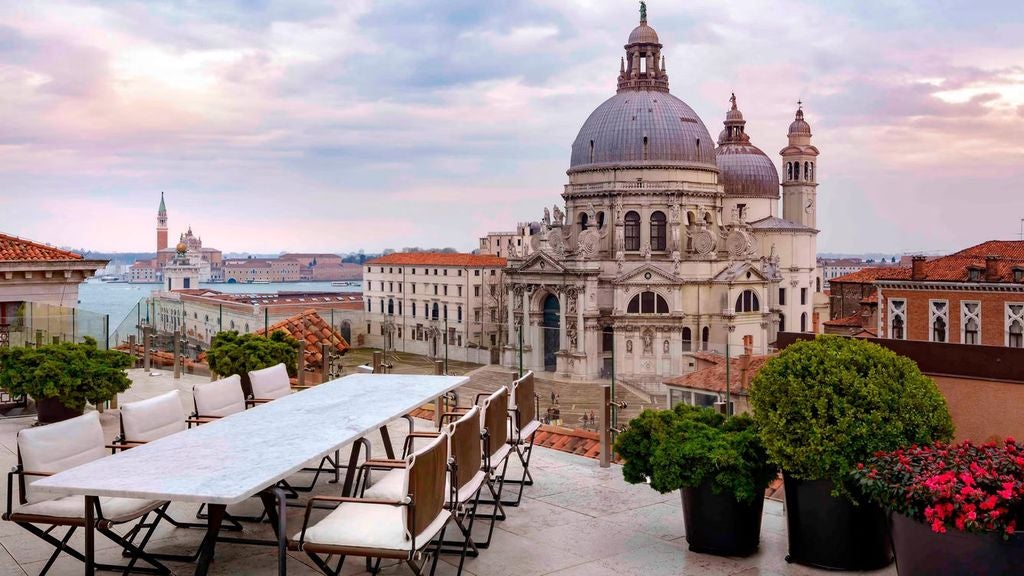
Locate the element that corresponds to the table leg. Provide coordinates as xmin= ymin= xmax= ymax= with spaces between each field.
xmin=195 ymin=503 xmax=225 ymax=576
xmin=434 ymin=396 xmax=443 ymax=429
xmin=84 ymin=496 xmax=96 ymax=576
xmin=341 ymin=441 xmax=363 ymax=496
xmin=259 ymin=487 xmax=288 ymax=576
xmin=379 ymin=425 xmax=396 ymax=460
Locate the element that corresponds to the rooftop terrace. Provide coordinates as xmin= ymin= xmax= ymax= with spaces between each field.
xmin=0 ymin=369 xmax=895 ymax=576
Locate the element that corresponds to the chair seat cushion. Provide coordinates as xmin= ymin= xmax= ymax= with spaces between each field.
xmin=516 ymin=419 xmax=541 ymax=442
xmin=363 ymin=469 xmax=486 ymax=505
xmin=298 ymin=501 xmax=450 ymax=553
xmin=13 ymin=496 xmax=163 ymax=524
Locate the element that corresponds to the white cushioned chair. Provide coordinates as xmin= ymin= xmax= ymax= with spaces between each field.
xmin=361 ymin=406 xmax=485 ymax=575
xmin=118 ymin=390 xmax=187 ymax=445
xmin=504 ymin=371 xmax=540 ymax=507
xmin=2 ymin=412 xmax=171 ymax=576
xmin=294 ymin=432 xmax=452 ymax=576
xmin=247 ymin=362 xmax=304 ymax=404
xmin=191 ymin=374 xmax=245 ymax=421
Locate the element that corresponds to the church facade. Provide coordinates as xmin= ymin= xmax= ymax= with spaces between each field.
xmin=501 ymin=11 xmax=823 ymax=383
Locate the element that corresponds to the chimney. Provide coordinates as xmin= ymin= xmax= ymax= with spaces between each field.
xmin=911 ymin=256 xmax=927 ymax=281
xmin=985 ymin=256 xmax=1000 ymax=283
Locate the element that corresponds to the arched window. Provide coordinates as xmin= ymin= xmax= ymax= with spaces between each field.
xmin=624 ymin=211 xmax=641 ymax=251
xmin=808 ymin=162 xmax=815 ymax=181
xmin=627 ymin=291 xmax=669 ymax=314
xmin=800 ymin=312 xmax=807 ymax=333
xmin=1009 ymin=320 xmax=1023 ymax=348
xmin=892 ymin=315 xmax=905 ymax=339
xmin=443 ymin=304 xmax=448 ymax=320
xmin=704 ymin=212 xmax=713 ymax=226
xmin=579 ymin=212 xmax=589 ymax=231
xmin=589 ymin=139 xmax=595 ymax=163
xmin=804 ymin=162 xmax=810 ymax=181
xmin=412 ymin=302 xmax=417 ymax=317
xmin=642 ymin=136 xmax=649 ymax=160
xmin=701 ymin=327 xmax=710 ymax=350
xmin=387 ymin=299 xmax=394 ymax=315
xmin=964 ymin=317 xmax=980 ymax=345
xmin=778 ymin=313 xmax=786 ymax=332
xmin=682 ymin=327 xmax=692 ymax=351
xmin=457 ymin=305 xmax=463 ymax=323
xmin=597 ymin=211 xmax=605 ymax=230
xmin=735 ymin=290 xmax=760 ymax=313
xmin=650 ymin=211 xmax=666 ymax=251
xmin=398 ymin=301 xmax=403 ymax=315
xmin=786 ymin=162 xmax=793 ymax=180
xmin=431 ymin=303 xmax=439 ymax=321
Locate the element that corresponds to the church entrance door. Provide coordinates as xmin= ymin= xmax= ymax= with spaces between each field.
xmin=542 ymin=294 xmax=560 ymax=372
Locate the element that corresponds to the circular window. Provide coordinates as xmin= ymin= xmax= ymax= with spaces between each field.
xmin=644 ymin=272 xmax=652 ymax=280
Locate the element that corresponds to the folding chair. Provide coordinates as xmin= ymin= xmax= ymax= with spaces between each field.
xmin=471 ymin=386 xmax=513 ymax=549
xmin=503 ymin=371 xmax=540 ymax=507
xmin=293 ymin=432 xmax=452 ymax=576
xmin=2 ymin=412 xmax=171 ymax=575
xmin=362 ymin=406 xmax=486 ymax=575
xmin=246 ymin=363 xmax=344 ymax=493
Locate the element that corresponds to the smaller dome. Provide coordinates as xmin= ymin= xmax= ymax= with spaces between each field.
xmin=628 ymin=22 xmax=659 ymax=44
xmin=175 ymin=242 xmax=188 ymax=254
xmin=789 ymin=103 xmax=811 ymax=135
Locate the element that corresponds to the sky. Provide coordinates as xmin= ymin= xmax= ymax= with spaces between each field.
xmin=1 ymin=0 xmax=1022 ymax=255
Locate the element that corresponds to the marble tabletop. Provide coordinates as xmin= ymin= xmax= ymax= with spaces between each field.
xmin=32 ymin=374 xmax=467 ymax=505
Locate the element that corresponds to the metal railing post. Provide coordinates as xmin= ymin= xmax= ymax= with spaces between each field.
xmin=173 ymin=330 xmax=181 ymax=379
xmin=142 ymin=328 xmax=151 ymax=370
xmin=297 ymin=346 xmax=305 ymax=387
xmin=321 ymin=343 xmax=332 ymax=383
xmin=599 ymin=385 xmax=611 ymax=468
xmin=128 ymin=335 xmax=137 ymax=367
xmin=372 ymin=351 xmax=383 ymax=374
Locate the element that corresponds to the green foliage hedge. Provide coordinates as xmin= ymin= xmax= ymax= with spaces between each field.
xmin=615 ymin=404 xmax=778 ymax=503
xmin=0 ymin=337 xmax=133 ymax=410
xmin=750 ymin=335 xmax=954 ymax=496
xmin=206 ymin=331 xmax=299 ymax=379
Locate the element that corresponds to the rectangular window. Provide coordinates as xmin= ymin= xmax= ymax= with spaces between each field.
xmin=961 ymin=301 xmax=981 ymax=345
xmin=474 ymin=310 xmax=481 ymax=322
xmin=434 ymin=285 xmax=438 ymax=295
xmin=444 ymin=286 xmax=448 ymax=296
xmin=800 ymin=288 xmax=808 ymax=305
xmin=475 ymin=270 xmax=480 ymax=276
xmin=474 ymin=286 xmax=480 ymax=297
xmin=458 ymin=286 xmax=463 ymax=297
xmin=412 ymin=284 xmax=416 ymax=294
xmin=779 ymin=288 xmax=786 ymax=306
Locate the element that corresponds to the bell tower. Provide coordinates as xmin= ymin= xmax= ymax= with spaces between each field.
xmin=157 ymin=192 xmax=168 ymax=251
xmin=780 ymin=102 xmax=820 ymax=228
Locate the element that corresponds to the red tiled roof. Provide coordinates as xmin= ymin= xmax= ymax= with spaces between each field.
xmin=830 ymin=266 xmax=911 ymax=284
xmin=368 ymin=252 xmax=506 ymax=267
xmin=824 ymin=313 xmax=863 ymax=327
xmin=0 ymin=233 xmax=83 ymax=262
xmin=952 ymin=240 xmax=1024 ymax=260
xmin=532 ymin=425 xmax=605 ymax=460
xmin=257 ymin=308 xmax=349 ymax=367
xmin=664 ymin=355 xmax=772 ymax=394
xmin=903 ymin=254 xmax=1024 ymax=283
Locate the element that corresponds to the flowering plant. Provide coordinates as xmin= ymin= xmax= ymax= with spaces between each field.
xmin=854 ymin=439 xmax=1024 ymax=537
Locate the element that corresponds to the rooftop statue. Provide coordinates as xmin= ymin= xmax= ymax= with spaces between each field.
xmin=640 ymin=1 xmax=647 ymax=22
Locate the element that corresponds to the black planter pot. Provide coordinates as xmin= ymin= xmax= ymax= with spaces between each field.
xmin=891 ymin=513 xmax=1024 ymax=576
xmin=783 ymin=473 xmax=893 ymax=570
xmin=34 ymin=397 xmax=84 ymax=424
xmin=681 ymin=483 xmax=764 ymax=557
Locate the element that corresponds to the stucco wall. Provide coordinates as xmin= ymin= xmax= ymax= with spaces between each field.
xmin=931 ymin=375 xmax=1024 ymax=443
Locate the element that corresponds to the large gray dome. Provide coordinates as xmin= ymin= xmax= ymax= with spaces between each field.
xmin=569 ymin=90 xmax=718 ymax=173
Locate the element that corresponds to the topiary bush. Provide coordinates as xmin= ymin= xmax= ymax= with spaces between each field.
xmin=0 ymin=337 xmax=134 ymax=410
xmin=206 ymin=330 xmax=300 ymax=380
xmin=615 ymin=404 xmax=778 ymax=503
xmin=750 ymin=335 xmax=954 ymax=497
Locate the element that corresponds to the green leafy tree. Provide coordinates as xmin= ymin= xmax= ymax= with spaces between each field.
xmin=750 ymin=335 xmax=954 ymax=497
xmin=615 ymin=404 xmax=777 ymax=503
xmin=206 ymin=330 xmax=300 ymax=379
xmin=0 ymin=337 xmax=134 ymax=410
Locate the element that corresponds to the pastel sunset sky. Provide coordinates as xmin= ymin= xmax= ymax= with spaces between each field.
xmin=1 ymin=1 xmax=1022 ymax=254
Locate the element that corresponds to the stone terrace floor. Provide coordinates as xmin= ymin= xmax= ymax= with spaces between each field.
xmin=0 ymin=369 xmax=896 ymax=575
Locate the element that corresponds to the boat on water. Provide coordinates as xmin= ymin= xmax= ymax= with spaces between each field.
xmin=331 ymin=280 xmax=357 ymax=287
xmin=251 ymin=280 xmax=271 ymax=284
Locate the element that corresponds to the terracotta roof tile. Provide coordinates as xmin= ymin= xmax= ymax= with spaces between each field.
xmin=824 ymin=313 xmax=864 ymax=327
xmin=664 ymin=354 xmax=772 ymax=394
xmin=830 ymin=266 xmax=911 ymax=284
xmin=0 ymin=233 xmax=83 ymax=262
xmin=368 ymin=252 xmax=506 ymax=267
xmin=257 ymin=308 xmax=349 ymax=367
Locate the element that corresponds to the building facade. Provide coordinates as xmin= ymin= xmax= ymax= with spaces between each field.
xmin=499 ymin=11 xmax=822 ymax=382
xmin=131 ymin=195 xmax=224 ymax=283
xmin=826 ymin=241 xmax=1024 ymax=348
xmin=222 ymin=257 xmax=301 ymax=283
xmin=362 ymin=253 xmax=507 ymax=363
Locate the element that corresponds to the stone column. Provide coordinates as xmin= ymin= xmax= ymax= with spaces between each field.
xmin=576 ymin=289 xmax=584 ymax=353
xmin=506 ymin=285 xmax=515 ymax=347
xmin=558 ymin=289 xmax=568 ymax=351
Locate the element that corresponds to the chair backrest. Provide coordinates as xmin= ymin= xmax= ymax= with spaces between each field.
xmin=193 ymin=374 xmax=245 ymax=418
xmin=511 ymin=371 xmax=537 ymax=427
xmin=120 ymin=390 xmax=187 ymax=443
xmin=405 ymin=431 xmax=448 ymax=538
xmin=447 ymin=405 xmax=482 ymax=493
xmin=18 ymin=412 xmax=106 ymax=504
xmin=248 ymin=363 xmax=291 ymax=401
xmin=479 ymin=387 xmax=508 ymax=460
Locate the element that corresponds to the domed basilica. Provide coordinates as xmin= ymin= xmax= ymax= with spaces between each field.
xmin=501 ymin=8 xmax=823 ymax=382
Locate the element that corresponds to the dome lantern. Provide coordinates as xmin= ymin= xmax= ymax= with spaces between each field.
xmin=618 ymin=2 xmax=669 ymax=93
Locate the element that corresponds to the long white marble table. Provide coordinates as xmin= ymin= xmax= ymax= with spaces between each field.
xmin=32 ymin=373 xmax=468 ymax=576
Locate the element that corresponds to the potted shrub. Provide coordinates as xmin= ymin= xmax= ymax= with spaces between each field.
xmin=855 ymin=439 xmax=1024 ymax=576
xmin=0 ymin=337 xmax=134 ymax=423
xmin=750 ymin=335 xmax=954 ymax=570
xmin=615 ymin=404 xmax=778 ymax=557
xmin=206 ymin=331 xmax=299 ymax=397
